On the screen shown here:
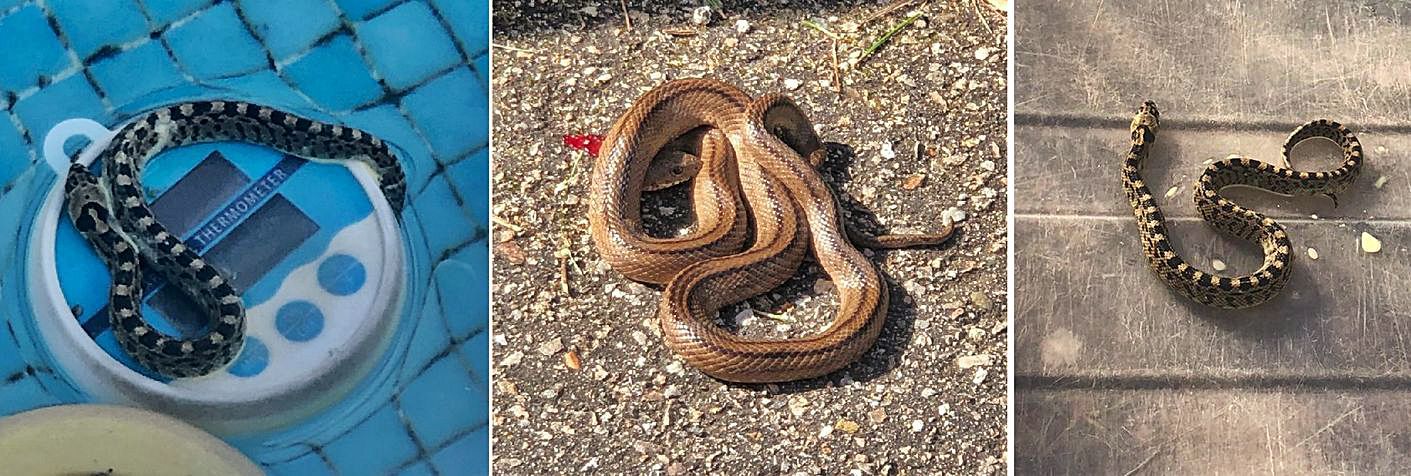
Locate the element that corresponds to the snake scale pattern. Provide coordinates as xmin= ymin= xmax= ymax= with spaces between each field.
xmin=589 ymin=79 xmax=954 ymax=383
xmin=65 ymin=101 xmax=406 ymax=378
xmin=1123 ymin=101 xmax=1362 ymax=309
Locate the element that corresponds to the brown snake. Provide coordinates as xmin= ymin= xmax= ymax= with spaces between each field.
xmin=588 ymin=78 xmax=954 ymax=383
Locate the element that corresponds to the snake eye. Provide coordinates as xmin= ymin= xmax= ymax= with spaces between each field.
xmin=671 ymin=166 xmax=683 ymax=175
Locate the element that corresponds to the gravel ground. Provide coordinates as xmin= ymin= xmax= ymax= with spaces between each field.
xmin=490 ymin=1 xmax=1008 ymax=474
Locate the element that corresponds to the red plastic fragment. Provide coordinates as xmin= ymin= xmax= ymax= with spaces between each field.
xmin=563 ymin=133 xmax=604 ymax=158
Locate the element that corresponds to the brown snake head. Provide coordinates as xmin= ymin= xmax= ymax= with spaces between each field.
xmin=642 ymin=150 xmax=702 ymax=191
xmin=1130 ymin=100 xmax=1160 ymax=145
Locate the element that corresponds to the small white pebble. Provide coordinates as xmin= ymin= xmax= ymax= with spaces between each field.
xmin=880 ymin=142 xmax=896 ymax=159
xmin=911 ymin=420 xmax=924 ymax=432
xmin=1211 ymin=259 xmax=1227 ymax=271
xmin=1165 ymin=185 xmax=1180 ymax=199
xmin=974 ymin=47 xmax=991 ymax=60
xmin=734 ymin=19 xmax=750 ymax=34
xmin=942 ymin=208 xmax=968 ymax=223
xmin=1307 ymin=247 xmax=1318 ymax=260
xmin=783 ymin=78 xmax=802 ymax=90
xmin=1362 ymin=232 xmax=1382 ymax=253
xmin=690 ymin=5 xmax=712 ymax=24
xmin=1375 ymin=176 xmax=1389 ymax=189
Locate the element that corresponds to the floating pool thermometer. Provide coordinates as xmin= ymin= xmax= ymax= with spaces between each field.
xmin=25 ymin=115 xmax=406 ymax=434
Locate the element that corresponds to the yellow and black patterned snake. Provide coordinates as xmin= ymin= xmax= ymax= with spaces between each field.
xmin=1123 ymin=101 xmax=1362 ymax=309
xmin=65 ymin=101 xmax=405 ymax=378
xmin=588 ymin=78 xmax=954 ymax=383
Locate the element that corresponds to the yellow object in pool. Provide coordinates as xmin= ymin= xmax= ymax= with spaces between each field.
xmin=0 ymin=404 xmax=260 ymax=475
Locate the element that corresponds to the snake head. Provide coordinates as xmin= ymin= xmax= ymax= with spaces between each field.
xmin=1130 ymin=101 xmax=1160 ymax=145
xmin=643 ymin=150 xmax=702 ymax=191
xmin=64 ymin=165 xmax=107 ymax=224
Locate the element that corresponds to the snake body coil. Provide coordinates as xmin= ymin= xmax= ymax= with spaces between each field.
xmin=589 ymin=79 xmax=952 ymax=383
xmin=1123 ymin=101 xmax=1362 ymax=309
xmin=65 ymin=101 xmax=406 ymax=378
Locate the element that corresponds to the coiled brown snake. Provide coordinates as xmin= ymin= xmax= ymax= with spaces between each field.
xmin=588 ymin=78 xmax=953 ymax=383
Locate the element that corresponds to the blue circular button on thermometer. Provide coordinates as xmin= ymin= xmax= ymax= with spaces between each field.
xmin=26 ymin=117 xmax=406 ymax=434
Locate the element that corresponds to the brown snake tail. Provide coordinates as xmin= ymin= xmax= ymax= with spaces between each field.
xmin=588 ymin=78 xmax=954 ymax=383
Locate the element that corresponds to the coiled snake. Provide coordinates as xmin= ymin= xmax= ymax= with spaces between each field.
xmin=65 ymin=101 xmax=406 ymax=378
xmin=1123 ymin=101 xmax=1362 ymax=309
xmin=588 ymin=79 xmax=954 ymax=383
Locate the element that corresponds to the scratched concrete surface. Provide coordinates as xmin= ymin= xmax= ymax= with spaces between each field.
xmin=1016 ymin=0 xmax=1411 ymax=474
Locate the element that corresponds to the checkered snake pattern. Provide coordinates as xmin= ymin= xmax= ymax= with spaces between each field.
xmin=64 ymin=101 xmax=406 ymax=378
xmin=1123 ymin=101 xmax=1362 ymax=309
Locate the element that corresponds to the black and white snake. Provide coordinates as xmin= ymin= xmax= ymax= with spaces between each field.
xmin=64 ymin=101 xmax=406 ymax=378
xmin=1122 ymin=101 xmax=1363 ymax=309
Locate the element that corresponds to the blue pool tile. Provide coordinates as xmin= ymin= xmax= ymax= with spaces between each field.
xmin=140 ymin=0 xmax=212 ymax=26
xmin=402 ymin=67 xmax=486 ymax=159
xmin=459 ymin=332 xmax=488 ymax=391
xmin=399 ymin=283 xmax=449 ymax=381
xmin=0 ymin=168 xmax=40 ymax=266
xmin=447 ymin=238 xmax=487 ymax=281
xmin=0 ymin=118 xmax=28 ymax=188
xmin=50 ymin=0 xmax=150 ymax=59
xmin=0 ymin=6 xmax=70 ymax=93
xmin=208 ymin=70 xmax=317 ymax=111
xmin=445 ymin=147 xmax=487 ymax=224
xmin=400 ymin=355 xmax=486 ymax=448
xmin=13 ymin=74 xmax=111 ymax=142
xmin=411 ymin=175 xmax=475 ymax=260
xmin=397 ymin=461 xmax=437 ymax=476
xmin=240 ymin=0 xmax=338 ymax=60
xmin=283 ymin=34 xmax=382 ymax=111
xmin=339 ymin=106 xmax=436 ymax=193
xmin=0 ymin=375 xmax=52 ymax=416
xmin=265 ymin=452 xmax=334 ymax=475
xmin=430 ymin=427 xmax=488 ymax=475
xmin=335 ymin=0 xmax=396 ymax=21
xmin=324 ymin=406 xmax=419 ymax=475
xmin=472 ymin=52 xmax=488 ymax=91
xmin=429 ymin=0 xmax=486 ymax=57
xmin=90 ymin=41 xmax=186 ymax=107
xmin=164 ymin=3 xmax=266 ymax=79
xmin=357 ymin=1 xmax=460 ymax=91
xmin=434 ymin=260 xmax=485 ymax=341
xmin=0 ymin=324 xmax=27 ymax=381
